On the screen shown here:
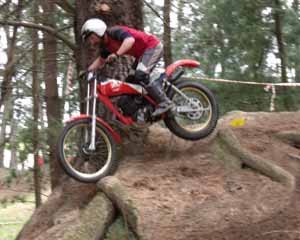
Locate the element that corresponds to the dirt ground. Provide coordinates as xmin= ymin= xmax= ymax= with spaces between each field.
xmin=0 ymin=169 xmax=32 ymax=201
xmin=115 ymin=111 xmax=300 ymax=240
xmin=3 ymin=111 xmax=300 ymax=240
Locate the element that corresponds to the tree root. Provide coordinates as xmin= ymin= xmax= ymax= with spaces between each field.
xmin=62 ymin=192 xmax=115 ymax=240
xmin=97 ymin=176 xmax=139 ymax=240
xmin=216 ymin=128 xmax=295 ymax=189
xmin=275 ymin=131 xmax=300 ymax=147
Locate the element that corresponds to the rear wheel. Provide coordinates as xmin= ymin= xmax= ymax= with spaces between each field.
xmin=57 ymin=119 xmax=117 ymax=183
xmin=164 ymin=81 xmax=218 ymax=140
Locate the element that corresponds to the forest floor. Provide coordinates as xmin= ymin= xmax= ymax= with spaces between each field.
xmin=0 ymin=169 xmax=49 ymax=240
xmin=115 ymin=111 xmax=300 ymax=240
xmin=2 ymin=111 xmax=300 ymax=240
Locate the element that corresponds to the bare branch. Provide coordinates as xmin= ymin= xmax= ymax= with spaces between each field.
xmin=53 ymin=0 xmax=75 ymax=15
xmin=0 ymin=0 xmax=11 ymax=12
xmin=0 ymin=19 xmax=77 ymax=51
xmin=142 ymin=0 xmax=164 ymax=22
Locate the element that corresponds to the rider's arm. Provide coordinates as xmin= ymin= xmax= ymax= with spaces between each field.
xmin=88 ymin=56 xmax=106 ymax=71
xmin=88 ymin=48 xmax=110 ymax=71
xmin=107 ymin=27 xmax=135 ymax=56
xmin=115 ymin=37 xmax=135 ymax=56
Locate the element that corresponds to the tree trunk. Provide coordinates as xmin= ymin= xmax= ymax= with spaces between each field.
xmin=41 ymin=0 xmax=63 ymax=189
xmin=126 ymin=1 xmax=144 ymax=30
xmin=0 ymin=112 xmax=7 ymax=168
xmin=273 ymin=0 xmax=293 ymax=110
xmin=32 ymin=0 xmax=42 ymax=207
xmin=293 ymin=0 xmax=299 ymax=12
xmin=163 ymin=0 xmax=173 ymax=67
xmin=0 ymin=1 xmax=22 ymax=167
xmin=273 ymin=0 xmax=287 ymax=83
xmin=292 ymin=0 xmax=300 ymax=82
xmin=9 ymin=118 xmax=17 ymax=169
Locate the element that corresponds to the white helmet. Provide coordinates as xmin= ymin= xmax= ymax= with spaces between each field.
xmin=81 ymin=18 xmax=107 ymax=41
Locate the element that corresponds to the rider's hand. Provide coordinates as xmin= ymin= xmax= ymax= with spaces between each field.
xmin=106 ymin=53 xmax=118 ymax=63
xmin=88 ymin=65 xmax=98 ymax=71
xmin=88 ymin=57 xmax=105 ymax=71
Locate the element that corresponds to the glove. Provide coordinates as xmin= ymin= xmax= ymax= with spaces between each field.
xmin=106 ymin=53 xmax=118 ymax=63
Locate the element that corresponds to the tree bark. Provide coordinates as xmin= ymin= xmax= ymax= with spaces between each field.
xmin=9 ymin=118 xmax=17 ymax=169
xmin=0 ymin=0 xmax=22 ymax=168
xmin=125 ymin=1 xmax=144 ymax=30
xmin=293 ymin=0 xmax=299 ymax=12
xmin=292 ymin=0 xmax=300 ymax=82
xmin=163 ymin=0 xmax=173 ymax=67
xmin=273 ymin=0 xmax=293 ymax=110
xmin=32 ymin=0 xmax=42 ymax=207
xmin=273 ymin=0 xmax=287 ymax=83
xmin=41 ymin=0 xmax=64 ymax=189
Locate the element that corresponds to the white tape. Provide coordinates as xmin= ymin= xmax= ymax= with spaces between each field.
xmin=195 ymin=77 xmax=300 ymax=87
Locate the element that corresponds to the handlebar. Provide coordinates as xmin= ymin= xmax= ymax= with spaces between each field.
xmin=79 ymin=70 xmax=97 ymax=83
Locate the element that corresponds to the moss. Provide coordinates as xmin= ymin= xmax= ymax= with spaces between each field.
xmin=104 ymin=217 xmax=137 ymax=240
xmin=98 ymin=177 xmax=139 ymax=234
xmin=63 ymin=193 xmax=115 ymax=240
xmin=213 ymin=134 xmax=242 ymax=170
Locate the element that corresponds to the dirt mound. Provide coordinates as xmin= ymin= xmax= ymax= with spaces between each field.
xmin=16 ymin=112 xmax=300 ymax=240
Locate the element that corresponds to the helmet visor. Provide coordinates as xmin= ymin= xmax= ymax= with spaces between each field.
xmin=82 ymin=30 xmax=92 ymax=42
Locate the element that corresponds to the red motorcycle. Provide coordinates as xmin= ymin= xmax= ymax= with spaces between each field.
xmin=57 ymin=59 xmax=218 ymax=183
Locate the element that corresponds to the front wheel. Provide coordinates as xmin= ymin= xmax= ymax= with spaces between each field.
xmin=164 ymin=81 xmax=218 ymax=141
xmin=57 ymin=119 xmax=118 ymax=183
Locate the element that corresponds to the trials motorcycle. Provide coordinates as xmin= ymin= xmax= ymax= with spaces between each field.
xmin=57 ymin=59 xmax=218 ymax=183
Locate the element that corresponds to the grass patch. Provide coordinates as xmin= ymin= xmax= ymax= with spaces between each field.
xmin=0 ymin=195 xmax=35 ymax=240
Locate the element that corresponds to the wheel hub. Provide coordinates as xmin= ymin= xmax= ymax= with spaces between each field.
xmin=186 ymin=98 xmax=204 ymax=120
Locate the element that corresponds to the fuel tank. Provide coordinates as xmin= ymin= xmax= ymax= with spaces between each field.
xmin=98 ymin=79 xmax=145 ymax=97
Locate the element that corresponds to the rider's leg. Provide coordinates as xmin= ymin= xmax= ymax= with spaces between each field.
xmin=135 ymin=70 xmax=174 ymax=116
xmin=135 ymin=44 xmax=174 ymax=116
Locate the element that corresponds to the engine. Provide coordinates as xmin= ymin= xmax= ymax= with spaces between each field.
xmin=117 ymin=95 xmax=153 ymax=123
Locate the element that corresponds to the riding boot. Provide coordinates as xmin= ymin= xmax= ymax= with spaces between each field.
xmin=145 ymin=79 xmax=174 ymax=117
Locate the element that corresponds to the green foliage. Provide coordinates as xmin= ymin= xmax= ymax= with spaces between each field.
xmin=144 ymin=0 xmax=300 ymax=113
xmin=0 ymin=198 xmax=9 ymax=207
xmin=4 ymin=175 xmax=14 ymax=187
xmin=202 ymin=80 xmax=300 ymax=114
xmin=12 ymin=195 xmax=27 ymax=203
xmin=9 ymin=169 xmax=17 ymax=179
xmin=3 ymin=169 xmax=18 ymax=187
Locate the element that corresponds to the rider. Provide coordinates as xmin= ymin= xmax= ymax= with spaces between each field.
xmin=81 ymin=18 xmax=174 ymax=116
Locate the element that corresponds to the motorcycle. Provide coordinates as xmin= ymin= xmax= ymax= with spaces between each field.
xmin=57 ymin=59 xmax=218 ymax=183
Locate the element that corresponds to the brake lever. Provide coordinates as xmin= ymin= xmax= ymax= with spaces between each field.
xmin=79 ymin=70 xmax=88 ymax=79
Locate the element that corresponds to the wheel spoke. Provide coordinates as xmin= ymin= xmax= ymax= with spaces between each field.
xmin=60 ymin=121 xmax=114 ymax=182
xmin=172 ymin=87 xmax=212 ymax=132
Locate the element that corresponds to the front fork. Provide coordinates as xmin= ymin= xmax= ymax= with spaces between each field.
xmin=86 ymin=72 xmax=97 ymax=151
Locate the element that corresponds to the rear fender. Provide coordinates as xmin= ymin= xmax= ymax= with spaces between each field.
xmin=165 ymin=59 xmax=200 ymax=77
xmin=65 ymin=114 xmax=121 ymax=143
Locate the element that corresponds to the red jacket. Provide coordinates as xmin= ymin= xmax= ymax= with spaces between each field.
xmin=102 ymin=26 xmax=160 ymax=59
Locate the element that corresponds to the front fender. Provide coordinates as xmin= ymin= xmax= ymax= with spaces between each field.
xmin=66 ymin=114 xmax=121 ymax=143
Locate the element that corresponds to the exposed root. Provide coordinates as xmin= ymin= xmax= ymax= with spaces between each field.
xmin=216 ymin=128 xmax=295 ymax=189
xmin=275 ymin=131 xmax=300 ymax=149
xmin=97 ymin=176 xmax=139 ymax=239
xmin=62 ymin=193 xmax=115 ymax=240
